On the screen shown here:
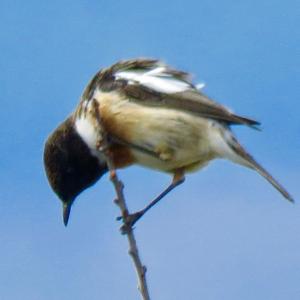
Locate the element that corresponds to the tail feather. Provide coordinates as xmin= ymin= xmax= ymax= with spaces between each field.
xmin=231 ymin=114 xmax=261 ymax=130
xmin=228 ymin=136 xmax=294 ymax=203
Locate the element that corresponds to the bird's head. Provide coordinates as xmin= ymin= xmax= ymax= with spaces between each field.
xmin=43 ymin=117 xmax=108 ymax=226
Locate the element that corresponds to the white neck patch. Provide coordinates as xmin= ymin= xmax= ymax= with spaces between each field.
xmin=75 ymin=116 xmax=98 ymax=150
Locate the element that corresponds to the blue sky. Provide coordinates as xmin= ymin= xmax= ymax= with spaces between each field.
xmin=0 ymin=0 xmax=299 ymax=299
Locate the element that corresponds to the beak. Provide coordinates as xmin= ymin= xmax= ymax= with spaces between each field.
xmin=63 ymin=202 xmax=72 ymax=226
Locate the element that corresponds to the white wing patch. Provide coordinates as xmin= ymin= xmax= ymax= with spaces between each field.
xmin=115 ymin=66 xmax=192 ymax=94
xmin=196 ymin=82 xmax=206 ymax=90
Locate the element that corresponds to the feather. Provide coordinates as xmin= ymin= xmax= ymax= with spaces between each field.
xmin=83 ymin=58 xmax=261 ymax=127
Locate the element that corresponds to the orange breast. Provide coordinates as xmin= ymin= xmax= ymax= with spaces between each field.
xmin=96 ymin=97 xmax=137 ymax=169
xmin=109 ymin=143 xmax=136 ymax=169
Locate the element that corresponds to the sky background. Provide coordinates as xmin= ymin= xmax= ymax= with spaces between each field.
xmin=0 ymin=0 xmax=299 ymax=299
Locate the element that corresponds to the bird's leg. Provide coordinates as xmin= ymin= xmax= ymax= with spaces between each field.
xmin=120 ymin=169 xmax=185 ymax=227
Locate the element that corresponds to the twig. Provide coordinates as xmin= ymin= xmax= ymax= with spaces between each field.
xmin=93 ymin=100 xmax=151 ymax=300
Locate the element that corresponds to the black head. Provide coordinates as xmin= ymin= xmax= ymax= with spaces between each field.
xmin=43 ymin=117 xmax=108 ymax=225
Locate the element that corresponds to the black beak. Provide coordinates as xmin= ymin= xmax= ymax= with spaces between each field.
xmin=63 ymin=202 xmax=72 ymax=226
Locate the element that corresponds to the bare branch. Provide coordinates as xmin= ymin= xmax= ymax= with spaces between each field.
xmin=93 ymin=100 xmax=151 ymax=300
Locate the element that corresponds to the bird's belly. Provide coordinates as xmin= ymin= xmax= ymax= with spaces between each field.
xmin=129 ymin=118 xmax=215 ymax=172
xmin=131 ymin=148 xmax=214 ymax=173
xmin=97 ymin=91 xmax=217 ymax=172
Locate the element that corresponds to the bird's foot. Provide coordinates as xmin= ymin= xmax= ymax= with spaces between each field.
xmin=117 ymin=210 xmax=145 ymax=234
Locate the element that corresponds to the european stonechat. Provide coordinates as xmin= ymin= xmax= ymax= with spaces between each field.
xmin=43 ymin=58 xmax=294 ymax=226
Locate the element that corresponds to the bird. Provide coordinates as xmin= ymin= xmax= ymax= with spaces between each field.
xmin=43 ymin=58 xmax=294 ymax=226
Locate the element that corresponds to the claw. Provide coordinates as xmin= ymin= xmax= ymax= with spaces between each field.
xmin=117 ymin=210 xmax=145 ymax=231
xmin=125 ymin=211 xmax=144 ymax=227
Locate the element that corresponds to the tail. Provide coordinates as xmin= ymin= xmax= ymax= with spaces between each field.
xmin=230 ymin=114 xmax=261 ymax=130
xmin=226 ymin=134 xmax=294 ymax=202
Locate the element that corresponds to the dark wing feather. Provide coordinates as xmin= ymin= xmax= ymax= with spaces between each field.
xmin=164 ymin=90 xmax=260 ymax=127
xmin=123 ymin=83 xmax=260 ymax=128
xmin=82 ymin=58 xmax=260 ymax=128
xmin=81 ymin=59 xmax=161 ymax=100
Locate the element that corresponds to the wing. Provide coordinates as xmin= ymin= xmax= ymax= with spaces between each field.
xmin=81 ymin=58 xmax=260 ymax=128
